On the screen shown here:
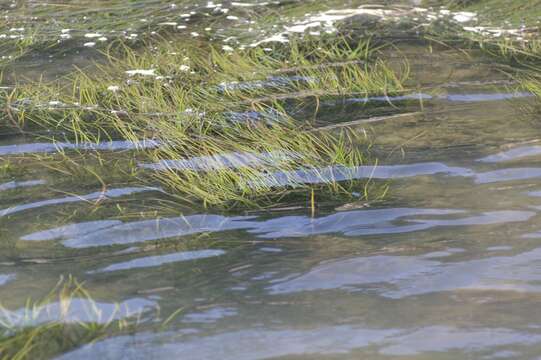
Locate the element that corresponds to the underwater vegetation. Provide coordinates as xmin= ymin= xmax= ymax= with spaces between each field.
xmin=4 ymin=0 xmax=541 ymax=209
xmin=0 ymin=276 xmax=178 ymax=360
xmin=3 ymin=1 xmax=541 ymax=359
xmin=417 ymin=1 xmax=541 ymax=108
xmin=3 ymin=35 xmax=406 ymax=208
xmin=440 ymin=0 xmax=541 ymax=26
xmin=1 ymin=0 xmax=540 ymax=211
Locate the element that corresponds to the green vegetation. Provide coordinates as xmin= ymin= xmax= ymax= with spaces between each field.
xmin=0 ymin=276 xmax=172 ymax=360
xmin=3 ymin=1 xmax=541 ymax=358
xmin=441 ymin=0 xmax=541 ymax=27
xmin=5 ymin=36 xmax=404 ymax=208
xmin=4 ymin=0 xmax=541 ymax=210
xmin=422 ymin=1 xmax=541 ymax=98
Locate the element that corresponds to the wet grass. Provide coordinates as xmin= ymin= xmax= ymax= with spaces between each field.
xmin=441 ymin=0 xmax=541 ymax=27
xmin=4 ymin=35 xmax=404 ymax=208
xmin=420 ymin=3 xmax=541 ymax=86
xmin=3 ymin=1 xmax=541 ymax=358
xmin=4 ymin=0 xmax=541 ymax=211
xmin=9 ymin=36 xmax=401 ymax=128
xmin=0 ymin=276 xmax=173 ymax=360
xmin=0 ymin=0 xmax=376 ymax=76
xmin=422 ymin=4 xmax=541 ymax=107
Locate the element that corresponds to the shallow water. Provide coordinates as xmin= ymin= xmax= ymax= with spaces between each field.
xmin=3 ymin=1 xmax=541 ymax=359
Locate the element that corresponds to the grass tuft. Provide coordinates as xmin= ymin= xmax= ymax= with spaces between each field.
xmin=6 ymin=36 xmax=403 ymax=208
xmin=0 ymin=275 xmax=165 ymax=360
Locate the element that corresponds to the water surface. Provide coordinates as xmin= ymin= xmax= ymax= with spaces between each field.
xmin=2 ymin=1 xmax=541 ymax=359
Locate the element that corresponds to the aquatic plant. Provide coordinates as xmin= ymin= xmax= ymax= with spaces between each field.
xmin=8 ymin=36 xmax=404 ymax=131
xmin=439 ymin=0 xmax=541 ymax=27
xmin=0 ymin=276 xmax=170 ymax=360
xmin=420 ymin=6 xmax=541 ymax=96
xmin=5 ymin=36 xmax=404 ymax=208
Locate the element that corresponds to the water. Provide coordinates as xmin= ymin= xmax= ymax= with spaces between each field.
xmin=2 ymin=1 xmax=541 ymax=359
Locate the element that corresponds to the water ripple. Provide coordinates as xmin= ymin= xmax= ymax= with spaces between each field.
xmin=1 ymin=297 xmax=156 ymax=327
xmin=0 ymin=140 xmax=159 ymax=156
xmin=0 ymin=187 xmax=158 ymax=217
xmin=0 ymin=180 xmax=46 ymax=192
xmin=474 ymin=168 xmax=541 ymax=184
xmin=250 ymin=162 xmax=474 ymax=188
xmin=477 ymin=145 xmax=541 ymax=163
xmin=0 ymin=274 xmax=15 ymax=287
xmin=268 ymin=242 xmax=541 ymax=298
xmin=55 ymin=325 xmax=541 ymax=359
xmin=21 ymin=208 xmax=533 ymax=248
xmin=139 ymin=151 xmax=293 ymax=171
xmin=90 ymin=250 xmax=226 ymax=273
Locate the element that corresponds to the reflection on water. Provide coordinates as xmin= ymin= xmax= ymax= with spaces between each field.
xmin=0 ymin=187 xmax=159 ymax=217
xmin=182 ymin=306 xmax=237 ymax=324
xmin=0 ymin=140 xmax=159 ymax=156
xmin=342 ymin=91 xmax=533 ymax=104
xmin=0 ymin=180 xmax=46 ymax=192
xmin=477 ymin=145 xmax=541 ymax=163
xmin=57 ymin=215 xmax=256 ymax=248
xmin=4 ymin=1 xmax=541 ymax=359
xmin=21 ymin=220 xmax=123 ymax=241
xmin=22 ymin=208 xmax=535 ymax=248
xmin=90 ymin=250 xmax=226 ymax=273
xmin=267 ymin=245 xmax=541 ymax=297
xmin=140 ymin=150 xmax=293 ymax=171
xmin=250 ymin=162 xmax=475 ymax=187
xmin=475 ymin=168 xmax=541 ymax=184
xmin=0 ymin=274 xmax=14 ymax=286
xmin=1 ymin=297 xmax=157 ymax=327
xmin=56 ymin=325 xmax=541 ymax=360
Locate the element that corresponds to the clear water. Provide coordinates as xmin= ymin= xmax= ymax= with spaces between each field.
xmin=3 ymin=1 xmax=541 ymax=359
